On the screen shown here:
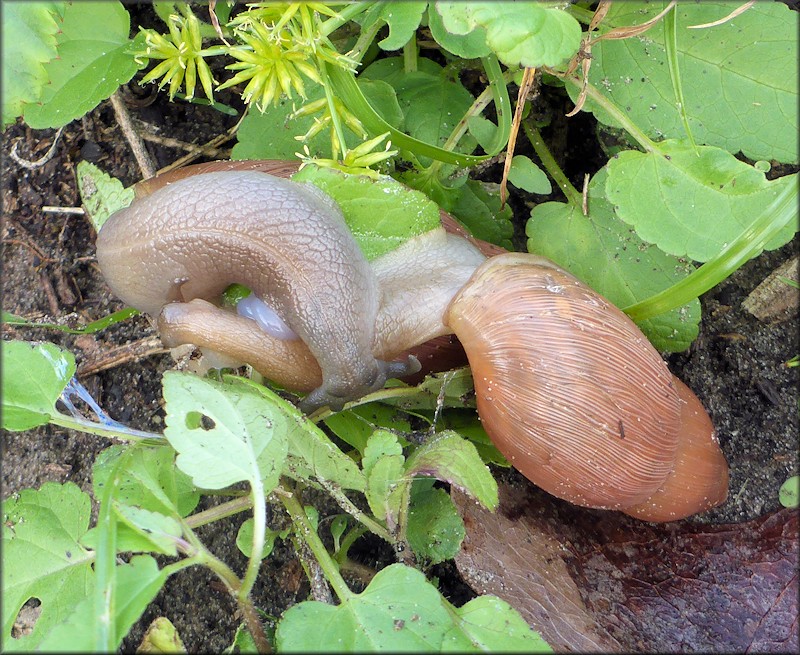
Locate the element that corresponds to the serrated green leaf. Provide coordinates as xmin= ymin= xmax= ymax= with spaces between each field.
xmin=275 ymin=563 xmax=456 ymax=651
xmin=508 ymin=155 xmax=552 ymax=195
xmin=362 ymin=430 xmax=405 ymax=477
xmin=436 ymin=2 xmax=581 ymax=68
xmin=605 ymin=141 xmax=798 ymax=262
xmin=527 ymin=169 xmax=701 ymax=352
xmin=405 ymin=430 xmax=498 ymax=510
xmin=428 ymin=4 xmax=491 ymax=59
xmin=35 ymin=555 xmax=168 ymax=652
xmin=407 ymin=481 xmax=464 ymax=564
xmin=162 ymin=372 xmax=288 ymax=491
xmin=381 ymin=368 xmax=476 ymax=411
xmin=2 ymin=482 xmax=94 ymax=650
xmin=92 ymin=445 xmax=199 ymax=519
xmin=582 ymin=1 xmax=799 ymax=163
xmin=441 ymin=411 xmax=509 ymax=467
xmin=293 ymin=165 xmax=441 ymax=260
xmin=365 ymin=452 xmax=407 ymax=526
xmin=1 ymin=2 xmax=64 ymax=126
xmin=223 ymin=376 xmax=366 ymax=491
xmin=1 ymin=340 xmax=75 ymax=431
xmin=76 ymin=161 xmax=134 ymax=231
xmin=443 ymin=596 xmax=552 ymax=652
xmin=23 ymin=1 xmax=140 ymax=129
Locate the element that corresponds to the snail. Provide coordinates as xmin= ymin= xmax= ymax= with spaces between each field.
xmin=95 ymin=160 xmax=728 ymax=521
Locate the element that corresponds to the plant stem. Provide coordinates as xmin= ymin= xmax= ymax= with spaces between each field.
xmin=320 ymin=1 xmax=374 ymax=36
xmin=184 ymin=495 xmax=254 ymax=529
xmin=561 ymin=74 xmax=659 ymax=153
xmin=317 ymin=478 xmax=394 ymax=543
xmin=624 ymin=181 xmax=798 ymax=321
xmin=49 ymin=413 xmax=164 ymax=444
xmin=318 ymin=63 xmax=349 ymax=158
xmin=238 ymin=471 xmax=266 ymax=607
xmin=403 ymin=34 xmax=418 ymax=72
xmin=522 ymin=121 xmax=582 ymax=205
xmin=280 ymin=481 xmax=354 ymax=602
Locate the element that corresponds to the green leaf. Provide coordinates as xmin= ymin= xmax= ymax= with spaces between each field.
xmin=162 ymin=372 xmax=288 ymax=491
xmin=232 ymin=87 xmax=331 ymax=161
xmin=236 ymin=518 xmax=288 ymax=560
xmin=324 ymin=404 xmax=412 ymax=455
xmin=2 ymin=482 xmax=94 ymax=651
xmin=362 ymin=430 xmax=405 ymax=477
xmin=449 ymin=179 xmax=514 ymax=249
xmin=363 ymin=431 xmax=407 ymax=525
xmin=293 ymin=165 xmax=442 ymax=260
xmin=1 ymin=340 xmax=75 ymax=431
xmin=508 ymin=155 xmax=552 ymax=194
xmin=441 ymin=411 xmax=509 ymax=467
xmin=1 ymin=2 xmax=64 ymax=126
xmin=443 ymin=596 xmax=552 ymax=652
xmin=36 ymin=555 xmax=168 ymax=652
xmin=405 ymin=430 xmax=498 ymax=511
xmin=407 ymin=481 xmax=465 ymax=564
xmin=224 ymin=376 xmax=366 ymax=491
xmin=92 ymin=444 xmax=200 ymax=519
xmin=428 ymin=5 xmax=491 ymax=59
xmin=435 ymin=2 xmax=581 ymax=68
xmin=605 ymin=141 xmax=798 ymax=262
xmin=382 ymin=368 xmax=476 ymax=411
xmin=76 ymin=161 xmax=134 ymax=231
xmin=275 ymin=563 xmax=456 ymax=651
xmin=527 ymin=169 xmax=701 ymax=352
xmin=2 ymin=307 xmax=140 ymax=335
xmin=360 ymin=56 xmax=477 ymax=165
xmin=779 ymin=475 xmax=800 ymax=509
xmin=584 ymin=1 xmax=799 ymax=163
xmin=374 ymin=2 xmax=427 ymax=51
xmin=112 ymin=504 xmax=182 ymax=557
xmin=23 ymin=1 xmax=140 ymax=129
xmin=137 ymin=617 xmax=186 ymax=654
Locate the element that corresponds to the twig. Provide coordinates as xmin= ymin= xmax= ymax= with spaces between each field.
xmin=9 ymin=127 xmax=64 ymax=169
xmin=500 ymin=67 xmax=537 ymax=207
xmin=156 ymin=111 xmax=248 ymax=175
xmin=42 ymin=206 xmax=85 ymax=215
xmin=76 ymin=336 xmax=166 ymax=378
xmin=109 ymin=91 xmax=157 ymax=179
xmin=137 ymin=131 xmax=230 ymax=159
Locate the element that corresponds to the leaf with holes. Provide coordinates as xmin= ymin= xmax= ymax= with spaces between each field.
xmin=162 ymin=372 xmax=288 ymax=491
xmin=2 ymin=483 xmax=94 ymax=650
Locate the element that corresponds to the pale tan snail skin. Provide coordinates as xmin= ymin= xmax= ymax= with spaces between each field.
xmin=95 ymin=160 xmax=728 ymax=521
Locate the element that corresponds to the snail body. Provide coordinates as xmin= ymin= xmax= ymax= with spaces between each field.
xmin=96 ymin=169 xmax=419 ymax=411
xmin=96 ymin=161 xmax=728 ymax=521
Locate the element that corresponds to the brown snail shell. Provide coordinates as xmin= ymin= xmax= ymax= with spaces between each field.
xmin=623 ymin=377 xmax=729 ymax=521
xmin=445 ymin=253 xmax=684 ymax=510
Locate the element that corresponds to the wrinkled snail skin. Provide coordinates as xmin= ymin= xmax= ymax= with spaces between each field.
xmin=96 ymin=170 xmax=418 ymax=411
xmin=445 ymin=253 xmax=685 ymax=510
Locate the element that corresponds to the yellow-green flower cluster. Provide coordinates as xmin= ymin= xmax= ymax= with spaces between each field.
xmin=296 ymin=133 xmax=398 ymax=179
xmin=133 ymin=9 xmax=220 ymax=102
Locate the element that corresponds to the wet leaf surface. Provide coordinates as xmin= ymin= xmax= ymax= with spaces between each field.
xmin=453 ymin=480 xmax=798 ymax=653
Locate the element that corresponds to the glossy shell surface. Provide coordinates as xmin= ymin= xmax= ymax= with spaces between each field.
xmin=446 ymin=253 xmax=682 ymax=510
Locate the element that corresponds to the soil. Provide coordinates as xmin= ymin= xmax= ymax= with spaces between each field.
xmin=2 ymin=44 xmax=798 ymax=652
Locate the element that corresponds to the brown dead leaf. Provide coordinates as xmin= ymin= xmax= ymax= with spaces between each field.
xmin=454 ymin=481 xmax=798 ymax=653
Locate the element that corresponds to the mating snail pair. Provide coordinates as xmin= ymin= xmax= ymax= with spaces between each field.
xmin=96 ymin=160 xmax=729 ymax=522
